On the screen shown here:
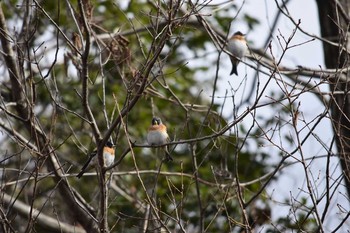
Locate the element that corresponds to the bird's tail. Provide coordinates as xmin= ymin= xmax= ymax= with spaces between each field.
xmin=230 ymin=62 xmax=238 ymax=75
xmin=76 ymin=151 xmax=96 ymax=178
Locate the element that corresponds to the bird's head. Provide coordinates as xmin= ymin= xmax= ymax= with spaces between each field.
xmin=106 ymin=140 xmax=114 ymax=148
xmin=234 ymin=31 xmax=245 ymax=36
xmin=151 ymin=117 xmax=162 ymax=126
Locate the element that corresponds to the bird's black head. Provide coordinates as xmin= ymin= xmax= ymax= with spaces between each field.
xmin=106 ymin=140 xmax=114 ymax=148
xmin=234 ymin=31 xmax=245 ymax=36
xmin=151 ymin=117 xmax=162 ymax=126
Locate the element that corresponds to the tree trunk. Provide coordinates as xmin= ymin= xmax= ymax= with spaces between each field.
xmin=316 ymin=0 xmax=350 ymax=196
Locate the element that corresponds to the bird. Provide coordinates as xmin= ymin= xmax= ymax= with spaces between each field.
xmin=147 ymin=117 xmax=173 ymax=162
xmin=227 ymin=31 xmax=248 ymax=76
xmin=76 ymin=140 xmax=115 ymax=178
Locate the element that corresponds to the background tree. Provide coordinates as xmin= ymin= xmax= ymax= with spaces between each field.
xmin=0 ymin=0 xmax=348 ymax=232
xmin=316 ymin=0 xmax=350 ymax=197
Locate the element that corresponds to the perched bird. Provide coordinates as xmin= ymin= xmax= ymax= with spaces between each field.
xmin=227 ymin=31 xmax=248 ymax=76
xmin=76 ymin=140 xmax=115 ymax=178
xmin=147 ymin=117 xmax=173 ymax=162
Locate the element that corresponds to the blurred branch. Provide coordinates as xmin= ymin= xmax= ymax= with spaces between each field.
xmin=0 ymin=119 xmax=38 ymax=151
xmin=0 ymin=1 xmax=101 ymax=232
xmin=77 ymin=0 xmax=107 ymax=232
xmin=33 ymin=0 xmax=81 ymax=55
xmin=2 ymin=192 xmax=86 ymax=233
xmin=78 ymin=0 xmax=101 ymax=142
xmin=0 ymin=3 xmax=28 ymax=119
xmin=1 ymin=152 xmax=338 ymax=192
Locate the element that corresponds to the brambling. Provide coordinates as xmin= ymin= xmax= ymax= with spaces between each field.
xmin=147 ymin=117 xmax=173 ymax=162
xmin=227 ymin=31 xmax=248 ymax=75
xmin=76 ymin=140 xmax=115 ymax=178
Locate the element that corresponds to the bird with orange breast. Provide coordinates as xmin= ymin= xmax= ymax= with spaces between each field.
xmin=227 ymin=31 xmax=248 ymax=76
xmin=76 ymin=140 xmax=115 ymax=178
xmin=147 ymin=117 xmax=173 ymax=162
